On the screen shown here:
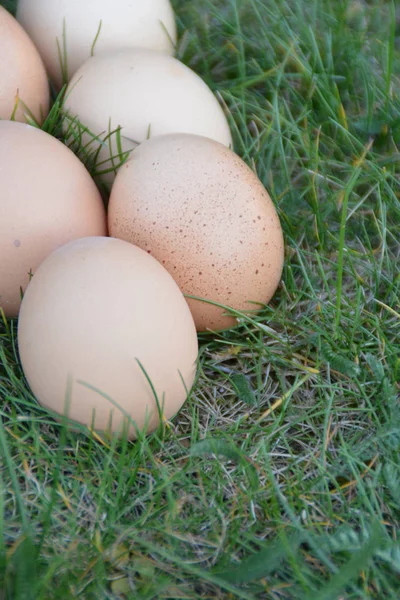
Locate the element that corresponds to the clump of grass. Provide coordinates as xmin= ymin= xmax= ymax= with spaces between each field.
xmin=1 ymin=0 xmax=400 ymax=598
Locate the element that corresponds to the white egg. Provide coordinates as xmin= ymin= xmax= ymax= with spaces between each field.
xmin=17 ymin=0 xmax=177 ymax=89
xmin=63 ymin=49 xmax=233 ymax=186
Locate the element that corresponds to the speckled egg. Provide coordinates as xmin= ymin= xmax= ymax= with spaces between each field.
xmin=0 ymin=121 xmax=106 ymax=318
xmin=0 ymin=6 xmax=49 ymax=123
xmin=17 ymin=0 xmax=177 ymax=89
xmin=18 ymin=237 xmax=198 ymax=438
xmin=108 ymin=134 xmax=284 ymax=331
xmin=63 ymin=49 xmax=232 ymax=187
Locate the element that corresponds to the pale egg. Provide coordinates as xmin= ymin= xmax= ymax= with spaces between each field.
xmin=17 ymin=0 xmax=177 ymax=89
xmin=0 ymin=6 xmax=49 ymax=123
xmin=18 ymin=237 xmax=198 ymax=439
xmin=0 ymin=121 xmax=106 ymax=318
xmin=63 ymin=49 xmax=232 ymax=186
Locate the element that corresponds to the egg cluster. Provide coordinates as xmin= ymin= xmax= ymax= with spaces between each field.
xmin=0 ymin=1 xmax=284 ymax=439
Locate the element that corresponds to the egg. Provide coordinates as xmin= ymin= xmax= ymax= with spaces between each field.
xmin=63 ymin=49 xmax=232 ymax=186
xmin=17 ymin=0 xmax=177 ymax=89
xmin=18 ymin=237 xmax=198 ymax=438
xmin=0 ymin=6 xmax=49 ymax=123
xmin=108 ymin=134 xmax=284 ymax=332
xmin=0 ymin=121 xmax=106 ymax=319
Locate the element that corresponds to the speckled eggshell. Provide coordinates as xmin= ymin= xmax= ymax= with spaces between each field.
xmin=63 ymin=49 xmax=232 ymax=187
xmin=18 ymin=237 xmax=198 ymax=438
xmin=0 ymin=6 xmax=49 ymax=123
xmin=17 ymin=0 xmax=177 ymax=90
xmin=108 ymin=134 xmax=284 ymax=332
xmin=0 ymin=121 xmax=106 ymax=318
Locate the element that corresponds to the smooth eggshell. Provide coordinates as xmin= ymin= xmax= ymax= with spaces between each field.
xmin=17 ymin=0 xmax=177 ymax=89
xmin=0 ymin=121 xmax=106 ymax=318
xmin=0 ymin=6 xmax=49 ymax=123
xmin=63 ymin=49 xmax=232 ymax=186
xmin=108 ymin=134 xmax=284 ymax=332
xmin=18 ymin=237 xmax=198 ymax=438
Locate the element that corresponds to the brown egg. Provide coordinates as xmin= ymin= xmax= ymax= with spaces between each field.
xmin=0 ymin=6 xmax=49 ymax=123
xmin=108 ymin=134 xmax=284 ymax=331
xmin=18 ymin=237 xmax=198 ymax=438
xmin=0 ymin=121 xmax=106 ymax=318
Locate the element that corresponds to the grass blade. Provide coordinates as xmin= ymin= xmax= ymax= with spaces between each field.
xmin=230 ymin=373 xmax=257 ymax=405
xmin=312 ymin=523 xmax=384 ymax=600
xmin=215 ymin=531 xmax=304 ymax=584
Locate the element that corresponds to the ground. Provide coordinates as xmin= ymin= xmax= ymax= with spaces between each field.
xmin=1 ymin=0 xmax=400 ymax=598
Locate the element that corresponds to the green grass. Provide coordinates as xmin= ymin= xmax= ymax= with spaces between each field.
xmin=1 ymin=0 xmax=400 ymax=598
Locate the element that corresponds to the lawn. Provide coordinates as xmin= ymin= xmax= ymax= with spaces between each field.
xmin=1 ymin=0 xmax=400 ymax=598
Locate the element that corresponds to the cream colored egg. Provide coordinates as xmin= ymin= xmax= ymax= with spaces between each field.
xmin=0 ymin=6 xmax=49 ymax=123
xmin=63 ymin=49 xmax=232 ymax=186
xmin=0 ymin=121 xmax=106 ymax=318
xmin=18 ymin=237 xmax=198 ymax=438
xmin=108 ymin=134 xmax=284 ymax=332
xmin=17 ymin=0 xmax=177 ymax=89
